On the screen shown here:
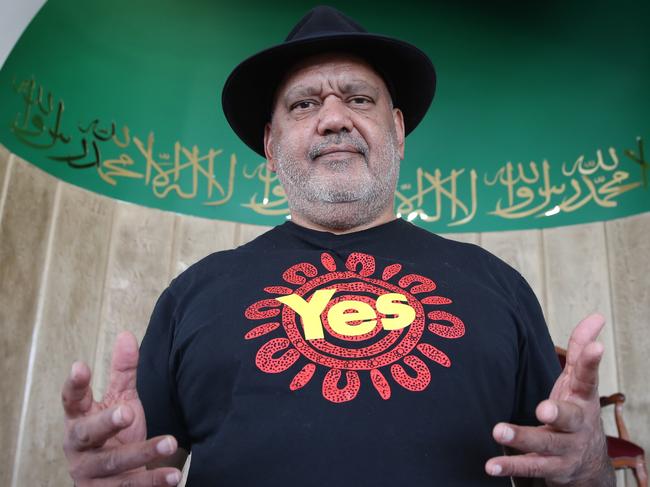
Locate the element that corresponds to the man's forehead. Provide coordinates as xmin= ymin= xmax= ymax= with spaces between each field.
xmin=275 ymin=52 xmax=390 ymax=100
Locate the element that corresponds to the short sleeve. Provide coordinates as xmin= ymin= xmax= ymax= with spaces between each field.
xmin=137 ymin=287 xmax=191 ymax=451
xmin=511 ymin=274 xmax=562 ymax=426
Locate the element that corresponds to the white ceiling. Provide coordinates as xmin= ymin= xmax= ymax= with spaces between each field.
xmin=0 ymin=0 xmax=47 ymax=69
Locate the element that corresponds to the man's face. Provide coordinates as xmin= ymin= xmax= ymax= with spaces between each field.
xmin=264 ymin=53 xmax=405 ymax=231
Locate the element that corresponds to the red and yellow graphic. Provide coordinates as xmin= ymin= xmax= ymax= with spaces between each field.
xmin=244 ymin=252 xmax=465 ymax=403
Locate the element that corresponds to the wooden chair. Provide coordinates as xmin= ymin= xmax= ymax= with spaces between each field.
xmin=555 ymin=346 xmax=648 ymax=486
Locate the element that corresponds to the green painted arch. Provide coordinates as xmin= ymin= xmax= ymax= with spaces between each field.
xmin=1 ymin=0 xmax=648 ymax=232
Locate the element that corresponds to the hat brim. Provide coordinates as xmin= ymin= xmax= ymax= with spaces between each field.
xmin=221 ymin=33 xmax=436 ymax=157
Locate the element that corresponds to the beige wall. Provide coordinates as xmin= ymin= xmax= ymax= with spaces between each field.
xmin=1 ymin=145 xmax=648 ymax=486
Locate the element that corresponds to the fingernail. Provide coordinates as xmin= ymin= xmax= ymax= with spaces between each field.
xmin=490 ymin=464 xmax=502 ymax=475
xmin=499 ymin=425 xmax=514 ymax=442
xmin=166 ymin=472 xmax=181 ymax=485
xmin=112 ymin=407 xmax=123 ymax=426
xmin=157 ymin=437 xmax=175 ymax=455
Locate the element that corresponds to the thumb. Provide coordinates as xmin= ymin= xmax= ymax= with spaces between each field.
xmin=106 ymin=331 xmax=140 ymax=397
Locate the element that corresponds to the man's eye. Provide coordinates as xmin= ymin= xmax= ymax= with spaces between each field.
xmin=349 ymin=97 xmax=371 ymax=105
xmin=291 ymin=100 xmax=317 ymax=111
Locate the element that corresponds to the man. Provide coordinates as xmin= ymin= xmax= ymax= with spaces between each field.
xmin=61 ymin=6 xmax=614 ymax=486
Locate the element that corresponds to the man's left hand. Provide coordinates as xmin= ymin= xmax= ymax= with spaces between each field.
xmin=485 ymin=313 xmax=615 ymax=486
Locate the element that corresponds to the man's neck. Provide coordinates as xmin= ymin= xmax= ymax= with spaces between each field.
xmin=289 ymin=207 xmax=397 ymax=235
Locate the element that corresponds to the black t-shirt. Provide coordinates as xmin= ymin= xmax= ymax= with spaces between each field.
xmin=138 ymin=219 xmax=560 ymax=486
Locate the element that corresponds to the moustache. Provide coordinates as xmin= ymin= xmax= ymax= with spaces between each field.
xmin=308 ymin=134 xmax=369 ymax=160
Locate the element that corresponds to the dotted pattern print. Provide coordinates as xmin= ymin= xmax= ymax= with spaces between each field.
xmin=382 ymin=263 xmax=402 ymax=281
xmin=290 ymin=363 xmax=317 ymax=391
xmin=244 ymin=252 xmax=466 ymax=403
xmin=320 ymin=252 xmax=337 ymax=272
xmin=421 ymin=296 xmax=453 ymax=305
xmin=322 ymin=369 xmax=361 ymax=403
xmin=244 ymin=322 xmax=280 ymax=340
xmin=390 ymin=355 xmax=431 ymax=392
xmin=282 ymin=263 xmax=318 ymax=285
xmin=370 ymin=368 xmax=391 ymax=400
xmin=427 ymin=311 xmax=465 ymax=339
xmin=398 ymin=274 xmax=437 ymax=294
xmin=346 ymin=252 xmax=375 ymax=277
xmin=416 ymin=343 xmax=451 ymax=368
xmin=255 ymin=338 xmax=300 ymax=373
xmin=245 ymin=299 xmax=281 ymax=320
xmin=264 ymin=286 xmax=293 ymax=295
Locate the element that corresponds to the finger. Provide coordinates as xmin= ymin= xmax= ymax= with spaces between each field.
xmin=105 ymin=467 xmax=182 ymax=486
xmin=62 ymin=361 xmax=94 ymax=418
xmin=565 ymin=313 xmax=605 ymax=368
xmin=81 ymin=435 xmax=178 ymax=478
xmin=105 ymin=331 xmax=140 ymax=397
xmin=486 ymin=452 xmax=563 ymax=478
xmin=66 ymin=405 xmax=134 ymax=451
xmin=570 ymin=341 xmax=604 ymax=399
xmin=536 ymin=399 xmax=584 ymax=432
xmin=492 ymin=423 xmax=570 ymax=456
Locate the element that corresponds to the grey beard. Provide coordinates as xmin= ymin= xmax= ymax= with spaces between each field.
xmin=273 ymin=133 xmax=400 ymax=231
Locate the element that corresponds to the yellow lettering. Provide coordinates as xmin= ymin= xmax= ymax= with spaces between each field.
xmin=327 ymin=301 xmax=377 ymax=336
xmin=376 ymin=293 xmax=416 ymax=330
xmin=276 ymin=289 xmax=335 ymax=340
xmin=276 ymin=290 xmax=417 ymax=340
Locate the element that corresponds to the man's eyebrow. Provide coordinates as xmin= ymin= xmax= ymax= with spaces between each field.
xmin=283 ymin=85 xmax=321 ymax=103
xmin=339 ymin=79 xmax=379 ymax=97
xmin=282 ymin=79 xmax=381 ymax=103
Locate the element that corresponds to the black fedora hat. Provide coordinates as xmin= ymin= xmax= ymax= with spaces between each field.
xmin=221 ymin=5 xmax=436 ymax=157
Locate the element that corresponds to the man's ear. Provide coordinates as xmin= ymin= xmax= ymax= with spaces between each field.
xmin=392 ymin=108 xmax=405 ymax=160
xmin=263 ymin=122 xmax=277 ymax=172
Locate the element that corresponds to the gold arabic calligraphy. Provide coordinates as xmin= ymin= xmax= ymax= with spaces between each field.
xmin=484 ymin=149 xmax=642 ymax=219
xmin=11 ymin=77 xmax=236 ymax=206
xmin=9 ymin=77 xmax=648 ymax=224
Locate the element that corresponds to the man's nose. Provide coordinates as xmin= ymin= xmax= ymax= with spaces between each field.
xmin=316 ymin=96 xmax=353 ymax=135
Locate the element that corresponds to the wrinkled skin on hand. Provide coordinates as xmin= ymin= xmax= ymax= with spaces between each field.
xmin=486 ymin=314 xmax=615 ymax=486
xmin=62 ymin=331 xmax=182 ymax=486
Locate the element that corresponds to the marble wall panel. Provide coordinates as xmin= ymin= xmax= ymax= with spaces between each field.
xmin=605 ymin=212 xmax=650 ymax=484
xmin=542 ymin=222 xmax=620 ymax=442
xmin=0 ymin=142 xmax=9 ymax=165
xmin=91 ymin=202 xmax=175 ymax=397
xmin=438 ymin=231 xmax=479 ymax=245
xmin=0 ymin=157 xmax=57 ymax=487
xmin=0 ymin=144 xmax=11 ymax=216
xmin=236 ymin=222 xmax=273 ymax=246
xmin=11 ymin=183 xmax=114 ymax=487
xmin=170 ymin=215 xmax=237 ymax=278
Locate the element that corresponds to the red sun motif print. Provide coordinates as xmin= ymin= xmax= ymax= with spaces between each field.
xmin=244 ymin=252 xmax=466 ymax=403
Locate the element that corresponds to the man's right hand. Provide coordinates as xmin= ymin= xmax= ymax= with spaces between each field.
xmin=62 ymin=331 xmax=183 ymax=486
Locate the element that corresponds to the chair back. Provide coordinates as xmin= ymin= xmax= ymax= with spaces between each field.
xmin=554 ymin=346 xmax=567 ymax=369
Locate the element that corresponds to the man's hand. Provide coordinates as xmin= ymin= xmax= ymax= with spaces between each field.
xmin=62 ymin=331 xmax=183 ymax=486
xmin=485 ymin=313 xmax=615 ymax=486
